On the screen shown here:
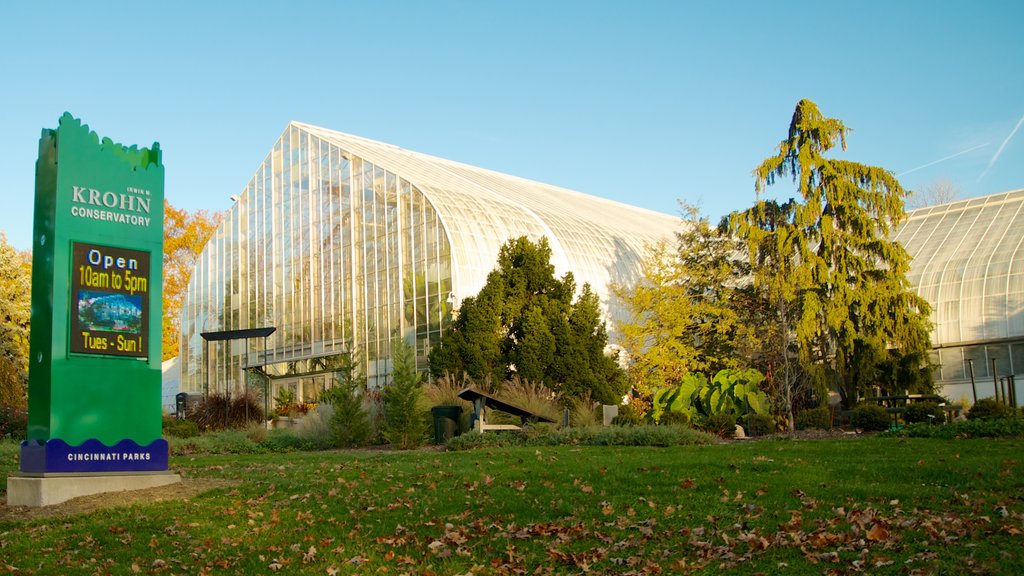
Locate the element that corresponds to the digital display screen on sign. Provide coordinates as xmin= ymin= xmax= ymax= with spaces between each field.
xmin=69 ymin=242 xmax=150 ymax=358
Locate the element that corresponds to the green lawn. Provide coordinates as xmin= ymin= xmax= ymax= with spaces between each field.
xmin=2 ymin=437 xmax=1023 ymax=575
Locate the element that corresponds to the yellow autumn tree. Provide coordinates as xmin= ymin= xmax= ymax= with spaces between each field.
xmin=162 ymin=200 xmax=220 ymax=361
xmin=0 ymin=233 xmax=31 ymax=407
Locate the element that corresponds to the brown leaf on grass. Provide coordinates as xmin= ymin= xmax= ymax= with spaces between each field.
xmin=679 ymin=478 xmax=697 ymax=489
xmin=601 ymin=502 xmax=615 ymax=515
xmin=866 ymin=523 xmax=890 ymax=542
xmin=580 ymin=485 xmax=594 ymax=493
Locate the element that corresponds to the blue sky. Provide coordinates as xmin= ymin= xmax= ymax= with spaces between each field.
xmin=1 ymin=1 xmax=1022 ymax=251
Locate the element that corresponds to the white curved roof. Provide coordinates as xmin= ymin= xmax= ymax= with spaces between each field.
xmin=895 ymin=189 xmax=1024 ymax=347
xmin=293 ymin=122 xmax=680 ymax=309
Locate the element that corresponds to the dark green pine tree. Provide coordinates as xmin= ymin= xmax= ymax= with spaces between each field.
xmin=429 ymin=236 xmax=628 ymax=404
xmin=383 ymin=338 xmax=425 ymax=449
xmin=728 ymin=99 xmax=932 ymax=410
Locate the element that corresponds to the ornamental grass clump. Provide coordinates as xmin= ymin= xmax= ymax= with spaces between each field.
xmin=187 ymin=392 xmax=264 ymax=430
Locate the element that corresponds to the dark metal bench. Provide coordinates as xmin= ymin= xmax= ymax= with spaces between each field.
xmin=457 ymin=387 xmax=556 ymax=432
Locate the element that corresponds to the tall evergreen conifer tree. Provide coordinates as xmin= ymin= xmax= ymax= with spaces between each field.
xmin=727 ymin=99 xmax=932 ymax=412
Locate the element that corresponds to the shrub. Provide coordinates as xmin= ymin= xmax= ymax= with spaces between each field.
xmin=968 ymin=398 xmax=1015 ymax=421
xmin=382 ymin=339 xmax=427 ymax=450
xmin=322 ymin=382 xmax=372 ymax=448
xmin=544 ymin=425 xmax=714 ymax=447
xmin=851 ymin=404 xmax=891 ymax=431
xmin=743 ymin=413 xmax=775 ymax=437
xmin=659 ymin=411 xmax=690 ymax=427
xmin=162 ymin=415 xmax=200 ymax=439
xmin=0 ymin=405 xmax=28 ymax=440
xmin=884 ymin=417 xmax=1024 ymax=439
xmin=702 ymin=413 xmax=737 ymax=438
xmin=902 ymin=401 xmax=944 ymax=425
xmin=611 ymin=404 xmax=645 ymax=426
xmin=795 ymin=407 xmax=831 ymax=430
xmin=187 ymin=392 xmax=265 ymax=431
xmin=446 ymin=425 xmax=717 ymax=450
xmin=293 ymin=404 xmax=336 ymax=449
xmin=567 ymin=394 xmax=600 ymax=427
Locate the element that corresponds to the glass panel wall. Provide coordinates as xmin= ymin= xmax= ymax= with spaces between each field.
xmin=180 ymin=131 xmax=455 ymax=394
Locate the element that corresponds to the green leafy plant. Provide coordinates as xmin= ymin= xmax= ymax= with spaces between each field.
xmin=649 ymin=368 xmax=770 ymax=425
xmin=851 ymin=404 xmax=891 ymax=431
xmin=701 ymin=368 xmax=771 ymax=416
xmin=968 ymin=398 xmax=1015 ymax=421
xmin=902 ymin=401 xmax=944 ymax=425
xmin=650 ymin=373 xmax=705 ymax=423
xmin=273 ymin=387 xmax=297 ymax=417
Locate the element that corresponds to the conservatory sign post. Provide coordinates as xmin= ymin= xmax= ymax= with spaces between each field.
xmin=7 ymin=113 xmax=179 ymax=506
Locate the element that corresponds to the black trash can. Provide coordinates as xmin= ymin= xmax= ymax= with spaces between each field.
xmin=431 ymin=405 xmax=463 ymax=445
xmin=175 ymin=392 xmax=189 ymax=419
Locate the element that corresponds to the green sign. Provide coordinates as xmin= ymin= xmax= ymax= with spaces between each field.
xmin=22 ymin=113 xmax=167 ymax=473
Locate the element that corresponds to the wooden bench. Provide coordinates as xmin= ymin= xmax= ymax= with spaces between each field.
xmin=457 ymin=387 xmax=556 ymax=432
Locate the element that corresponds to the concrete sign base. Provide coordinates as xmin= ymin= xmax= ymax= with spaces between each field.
xmin=6 ymin=472 xmax=181 ymax=507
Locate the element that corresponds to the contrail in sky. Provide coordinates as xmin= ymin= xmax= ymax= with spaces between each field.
xmin=898 ymin=143 xmax=988 ymax=177
xmin=979 ymin=112 xmax=1024 ymax=182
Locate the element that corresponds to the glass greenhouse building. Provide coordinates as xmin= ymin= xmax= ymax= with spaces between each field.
xmin=178 ymin=122 xmax=681 ymax=402
xmin=896 ymin=189 xmax=1024 ymax=403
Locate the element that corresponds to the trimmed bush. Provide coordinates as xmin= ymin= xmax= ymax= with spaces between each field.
xmin=851 ymin=404 xmax=891 ymax=431
xmin=702 ymin=413 xmax=737 ymax=438
xmin=659 ymin=411 xmax=690 ymax=427
xmin=795 ymin=407 xmax=831 ymax=430
xmin=162 ymin=416 xmax=200 ymax=439
xmin=902 ymin=401 xmax=944 ymax=425
xmin=968 ymin=398 xmax=1015 ymax=421
xmin=743 ymin=413 xmax=775 ymax=437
